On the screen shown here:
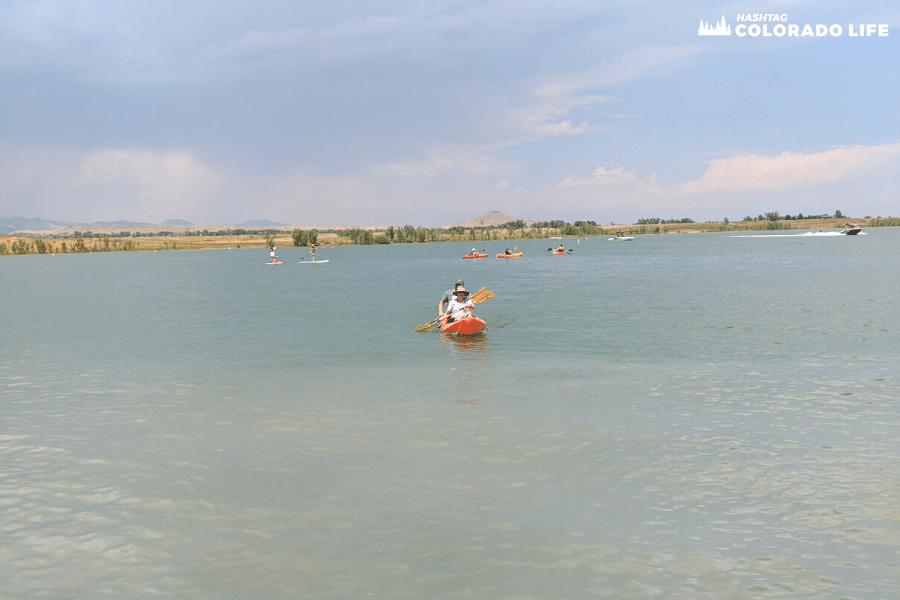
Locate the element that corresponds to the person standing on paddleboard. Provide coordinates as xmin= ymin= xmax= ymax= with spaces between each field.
xmin=439 ymin=279 xmax=465 ymax=319
xmin=309 ymin=244 xmax=316 ymax=262
xmin=445 ymin=286 xmax=474 ymax=324
xmin=270 ymin=244 xmax=277 ymax=263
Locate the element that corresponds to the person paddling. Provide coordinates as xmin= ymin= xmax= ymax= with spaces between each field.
xmin=309 ymin=244 xmax=317 ymax=262
xmin=439 ymin=279 xmax=465 ymax=319
xmin=444 ymin=285 xmax=474 ymax=324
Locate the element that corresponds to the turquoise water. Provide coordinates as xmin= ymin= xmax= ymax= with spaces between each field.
xmin=1 ymin=230 xmax=898 ymax=599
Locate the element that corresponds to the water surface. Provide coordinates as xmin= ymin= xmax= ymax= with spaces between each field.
xmin=2 ymin=230 xmax=898 ymax=599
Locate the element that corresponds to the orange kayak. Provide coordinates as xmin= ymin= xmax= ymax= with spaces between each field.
xmin=552 ymin=250 xmax=564 ymax=255
xmin=496 ymin=252 xmax=523 ymax=258
xmin=440 ymin=315 xmax=486 ymax=335
xmin=463 ymin=253 xmax=488 ymax=259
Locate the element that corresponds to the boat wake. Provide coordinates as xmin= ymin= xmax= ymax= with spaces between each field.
xmin=731 ymin=231 xmax=865 ymax=238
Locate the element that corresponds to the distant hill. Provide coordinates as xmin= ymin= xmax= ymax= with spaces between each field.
xmin=0 ymin=216 xmax=77 ymax=235
xmin=240 ymin=219 xmax=287 ymax=227
xmin=92 ymin=220 xmax=153 ymax=227
xmin=449 ymin=211 xmax=532 ymax=228
xmin=160 ymin=219 xmax=194 ymax=226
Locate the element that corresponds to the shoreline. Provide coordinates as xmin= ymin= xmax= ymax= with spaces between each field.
xmin=1 ymin=218 xmax=895 ymax=256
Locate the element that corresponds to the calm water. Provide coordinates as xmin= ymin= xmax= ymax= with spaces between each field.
xmin=1 ymin=230 xmax=898 ymax=599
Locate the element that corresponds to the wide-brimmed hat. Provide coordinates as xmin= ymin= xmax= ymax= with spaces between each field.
xmin=454 ymin=286 xmax=469 ymax=295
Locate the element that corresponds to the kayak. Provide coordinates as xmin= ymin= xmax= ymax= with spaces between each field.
xmin=552 ymin=250 xmax=564 ymax=255
xmin=463 ymin=253 xmax=488 ymax=259
xmin=496 ymin=252 xmax=523 ymax=258
xmin=440 ymin=315 xmax=486 ymax=335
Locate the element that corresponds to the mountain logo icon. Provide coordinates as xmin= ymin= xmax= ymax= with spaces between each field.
xmin=699 ymin=16 xmax=731 ymax=36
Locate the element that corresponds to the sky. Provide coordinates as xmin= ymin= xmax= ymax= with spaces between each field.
xmin=1 ymin=0 xmax=898 ymax=227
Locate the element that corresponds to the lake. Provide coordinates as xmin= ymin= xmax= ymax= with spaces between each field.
xmin=1 ymin=229 xmax=898 ymax=599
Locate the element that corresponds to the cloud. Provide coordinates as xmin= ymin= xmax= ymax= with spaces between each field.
xmin=510 ymin=44 xmax=706 ymax=141
xmin=510 ymin=93 xmax=611 ymax=140
xmin=533 ymin=44 xmax=708 ymax=97
xmin=386 ymin=148 xmax=513 ymax=177
xmin=79 ymin=149 xmax=221 ymax=204
xmin=680 ymin=144 xmax=900 ymax=194
xmin=0 ymin=144 xmax=225 ymax=223
xmin=558 ymin=166 xmax=657 ymax=189
xmin=267 ymin=170 xmax=435 ymax=226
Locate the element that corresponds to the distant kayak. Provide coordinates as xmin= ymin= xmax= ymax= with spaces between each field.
xmin=496 ymin=252 xmax=523 ymax=258
xmin=440 ymin=315 xmax=486 ymax=335
xmin=552 ymin=249 xmax=564 ymax=255
xmin=463 ymin=253 xmax=488 ymax=259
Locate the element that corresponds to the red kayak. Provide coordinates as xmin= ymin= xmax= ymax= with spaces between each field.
xmin=440 ymin=315 xmax=486 ymax=335
xmin=463 ymin=253 xmax=488 ymax=259
xmin=552 ymin=250 xmax=564 ymax=255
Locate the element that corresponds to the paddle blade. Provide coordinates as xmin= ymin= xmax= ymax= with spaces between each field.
xmin=471 ymin=289 xmax=494 ymax=304
xmin=415 ymin=319 xmax=438 ymax=332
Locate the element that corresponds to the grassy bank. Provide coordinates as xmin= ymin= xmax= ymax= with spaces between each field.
xmin=2 ymin=217 xmax=896 ymax=256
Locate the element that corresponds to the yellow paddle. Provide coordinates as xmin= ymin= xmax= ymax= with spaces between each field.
xmin=414 ymin=287 xmax=494 ymax=332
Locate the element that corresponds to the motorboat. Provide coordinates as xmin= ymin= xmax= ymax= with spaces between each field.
xmin=608 ymin=231 xmax=634 ymax=241
xmin=839 ymin=224 xmax=862 ymax=235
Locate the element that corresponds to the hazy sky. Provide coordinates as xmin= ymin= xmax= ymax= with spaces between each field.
xmin=1 ymin=0 xmax=897 ymax=226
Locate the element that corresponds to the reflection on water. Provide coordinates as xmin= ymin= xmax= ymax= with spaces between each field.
xmin=1 ymin=231 xmax=898 ymax=599
xmin=438 ymin=330 xmax=493 ymax=405
xmin=438 ymin=331 xmax=489 ymax=353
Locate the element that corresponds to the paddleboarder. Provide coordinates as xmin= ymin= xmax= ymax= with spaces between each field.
xmin=439 ymin=279 xmax=465 ymax=319
xmin=269 ymin=244 xmax=278 ymax=264
xmin=309 ymin=244 xmax=316 ymax=262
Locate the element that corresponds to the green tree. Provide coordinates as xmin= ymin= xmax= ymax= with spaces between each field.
xmin=308 ymin=229 xmax=318 ymax=246
xmin=292 ymin=228 xmax=308 ymax=246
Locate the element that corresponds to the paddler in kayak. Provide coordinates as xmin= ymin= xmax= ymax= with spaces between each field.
xmin=439 ymin=279 xmax=465 ymax=319
xmin=444 ymin=285 xmax=474 ymax=324
xmin=556 ymin=243 xmax=565 ymax=252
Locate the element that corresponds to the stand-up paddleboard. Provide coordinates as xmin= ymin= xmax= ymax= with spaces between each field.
xmin=299 ymin=259 xmax=329 ymax=264
xmin=265 ymin=261 xmax=282 ymax=265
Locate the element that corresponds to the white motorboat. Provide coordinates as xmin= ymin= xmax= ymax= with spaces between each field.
xmin=608 ymin=231 xmax=634 ymax=241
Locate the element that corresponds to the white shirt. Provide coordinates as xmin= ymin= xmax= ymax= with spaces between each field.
xmin=446 ymin=296 xmax=474 ymax=318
